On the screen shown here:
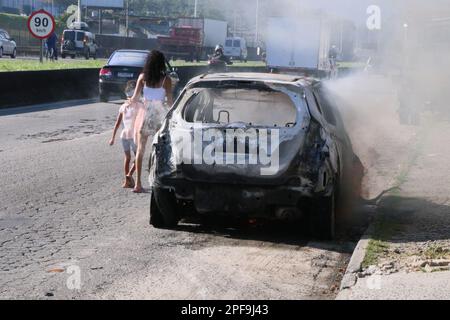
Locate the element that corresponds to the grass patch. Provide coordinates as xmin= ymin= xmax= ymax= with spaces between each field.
xmin=362 ymin=218 xmax=403 ymax=268
xmin=0 ymin=59 xmax=107 ymax=72
xmin=363 ymin=240 xmax=389 ymax=268
xmin=424 ymin=246 xmax=450 ymax=260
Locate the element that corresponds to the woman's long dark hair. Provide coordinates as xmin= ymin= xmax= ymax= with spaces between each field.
xmin=143 ymin=50 xmax=166 ymax=87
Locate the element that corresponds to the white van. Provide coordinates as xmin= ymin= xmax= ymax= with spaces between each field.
xmin=61 ymin=29 xmax=97 ymax=59
xmin=224 ymin=37 xmax=247 ymax=62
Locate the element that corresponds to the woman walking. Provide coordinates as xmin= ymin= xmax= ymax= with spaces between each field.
xmin=130 ymin=51 xmax=173 ymax=193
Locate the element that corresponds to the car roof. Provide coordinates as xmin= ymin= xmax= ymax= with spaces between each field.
xmin=114 ymin=49 xmax=150 ymax=54
xmin=191 ymin=72 xmax=318 ymax=87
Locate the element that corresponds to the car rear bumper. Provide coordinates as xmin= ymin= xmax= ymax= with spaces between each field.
xmin=99 ymin=80 xmax=129 ymax=95
xmin=154 ymin=178 xmax=317 ymax=220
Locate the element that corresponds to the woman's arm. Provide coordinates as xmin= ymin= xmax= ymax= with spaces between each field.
xmin=164 ymin=76 xmax=173 ymax=107
xmin=109 ymin=112 xmax=123 ymax=146
xmin=131 ymin=74 xmax=145 ymax=103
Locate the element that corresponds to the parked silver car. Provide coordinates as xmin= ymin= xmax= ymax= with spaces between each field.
xmin=0 ymin=29 xmax=17 ymax=59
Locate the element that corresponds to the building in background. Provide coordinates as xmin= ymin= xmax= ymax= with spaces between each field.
xmin=0 ymin=0 xmax=64 ymax=16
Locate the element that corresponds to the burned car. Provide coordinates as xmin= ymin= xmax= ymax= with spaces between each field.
xmin=148 ymin=73 xmax=362 ymax=239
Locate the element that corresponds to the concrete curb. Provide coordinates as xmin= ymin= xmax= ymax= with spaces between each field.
xmin=339 ymin=224 xmax=375 ymax=291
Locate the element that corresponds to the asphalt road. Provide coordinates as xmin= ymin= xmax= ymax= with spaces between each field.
xmin=0 ymin=99 xmax=354 ymax=299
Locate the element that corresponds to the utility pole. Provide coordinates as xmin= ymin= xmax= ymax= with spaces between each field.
xmin=77 ymin=0 xmax=81 ymax=23
xmin=126 ymin=0 xmax=129 ymax=37
xmin=233 ymin=9 xmax=237 ymax=36
xmin=255 ymin=0 xmax=259 ymax=45
xmin=194 ymin=0 xmax=198 ymax=18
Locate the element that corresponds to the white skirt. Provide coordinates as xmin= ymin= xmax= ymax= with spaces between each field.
xmin=139 ymin=100 xmax=168 ymax=137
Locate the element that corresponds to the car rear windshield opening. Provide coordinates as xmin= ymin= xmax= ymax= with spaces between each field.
xmin=108 ymin=52 xmax=148 ymax=67
xmin=182 ymin=87 xmax=298 ymax=127
xmin=63 ymin=31 xmax=75 ymax=41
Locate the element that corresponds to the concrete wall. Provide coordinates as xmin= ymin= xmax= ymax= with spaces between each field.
xmin=0 ymin=66 xmax=268 ymax=109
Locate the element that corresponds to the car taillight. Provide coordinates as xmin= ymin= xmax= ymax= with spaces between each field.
xmin=99 ymin=68 xmax=112 ymax=77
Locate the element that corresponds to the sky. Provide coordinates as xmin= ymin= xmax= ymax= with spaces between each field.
xmin=296 ymin=0 xmax=397 ymax=24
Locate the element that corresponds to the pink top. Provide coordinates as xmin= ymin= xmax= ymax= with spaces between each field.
xmin=119 ymin=101 xmax=143 ymax=140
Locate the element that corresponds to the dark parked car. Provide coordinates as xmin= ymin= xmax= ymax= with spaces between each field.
xmin=99 ymin=49 xmax=180 ymax=102
xmin=147 ymin=73 xmax=363 ymax=239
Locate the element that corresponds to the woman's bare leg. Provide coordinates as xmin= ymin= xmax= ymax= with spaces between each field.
xmin=134 ymin=132 xmax=149 ymax=192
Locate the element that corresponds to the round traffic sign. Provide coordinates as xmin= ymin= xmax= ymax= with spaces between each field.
xmin=27 ymin=10 xmax=55 ymax=39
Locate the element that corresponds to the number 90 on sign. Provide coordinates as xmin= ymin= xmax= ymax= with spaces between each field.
xmin=27 ymin=10 xmax=55 ymax=39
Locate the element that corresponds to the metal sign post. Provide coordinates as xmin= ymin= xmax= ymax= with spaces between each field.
xmin=27 ymin=10 xmax=55 ymax=63
xmin=40 ymin=40 xmax=44 ymax=63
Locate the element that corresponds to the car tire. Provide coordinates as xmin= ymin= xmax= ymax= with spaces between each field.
xmin=150 ymin=187 xmax=180 ymax=229
xmin=11 ymin=48 xmax=16 ymax=59
xmin=0 ymin=47 xmax=3 ymax=58
xmin=61 ymin=53 xmax=66 ymax=59
xmin=71 ymin=54 xmax=75 ymax=59
xmin=309 ymin=188 xmax=337 ymax=240
xmin=99 ymin=93 xmax=109 ymax=102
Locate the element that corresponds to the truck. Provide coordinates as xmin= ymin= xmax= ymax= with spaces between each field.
xmin=266 ymin=15 xmax=332 ymax=76
xmin=157 ymin=18 xmax=228 ymax=61
xmin=224 ymin=36 xmax=248 ymax=61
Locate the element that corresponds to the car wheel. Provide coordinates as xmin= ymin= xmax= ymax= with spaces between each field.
xmin=150 ymin=187 xmax=180 ymax=229
xmin=0 ymin=47 xmax=3 ymax=58
xmin=99 ymin=92 xmax=109 ymax=102
xmin=71 ymin=54 xmax=76 ymax=59
xmin=309 ymin=188 xmax=337 ymax=240
xmin=61 ymin=53 xmax=66 ymax=59
xmin=11 ymin=48 xmax=16 ymax=59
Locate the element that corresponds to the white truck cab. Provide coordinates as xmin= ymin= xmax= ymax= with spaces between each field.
xmin=224 ymin=37 xmax=248 ymax=62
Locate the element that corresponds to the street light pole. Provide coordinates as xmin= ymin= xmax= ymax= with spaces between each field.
xmin=77 ymin=0 xmax=81 ymax=23
xmin=255 ymin=0 xmax=259 ymax=45
xmin=126 ymin=0 xmax=129 ymax=37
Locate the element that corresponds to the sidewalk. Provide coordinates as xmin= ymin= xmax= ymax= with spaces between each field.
xmin=337 ymin=119 xmax=450 ymax=300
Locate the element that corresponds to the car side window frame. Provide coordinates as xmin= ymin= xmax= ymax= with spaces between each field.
xmin=312 ymin=86 xmax=337 ymax=127
xmin=304 ymin=88 xmax=327 ymax=127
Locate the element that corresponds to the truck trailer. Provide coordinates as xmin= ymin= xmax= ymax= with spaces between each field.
xmin=266 ymin=15 xmax=332 ymax=76
xmin=158 ymin=17 xmax=228 ymax=61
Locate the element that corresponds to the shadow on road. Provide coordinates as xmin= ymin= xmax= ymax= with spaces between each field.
xmin=0 ymin=98 xmax=100 ymax=117
xmin=372 ymin=195 xmax=450 ymax=243
xmin=171 ymin=213 xmax=365 ymax=254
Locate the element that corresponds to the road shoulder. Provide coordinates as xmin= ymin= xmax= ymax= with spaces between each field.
xmin=337 ymin=119 xmax=450 ymax=300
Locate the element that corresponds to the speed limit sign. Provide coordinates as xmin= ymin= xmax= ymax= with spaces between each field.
xmin=27 ymin=9 xmax=55 ymax=40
